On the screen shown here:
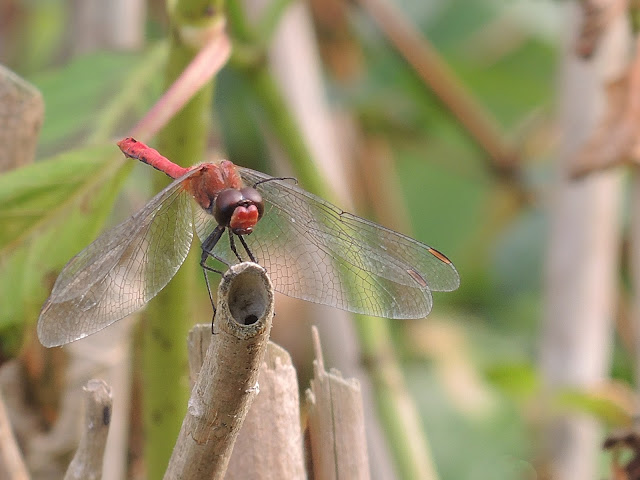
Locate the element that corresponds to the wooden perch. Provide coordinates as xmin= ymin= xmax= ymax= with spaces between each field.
xmin=189 ymin=328 xmax=305 ymax=479
xmin=305 ymin=326 xmax=370 ymax=480
xmin=226 ymin=342 xmax=305 ymax=479
xmin=164 ymin=262 xmax=275 ymax=480
xmin=64 ymin=379 xmax=112 ymax=480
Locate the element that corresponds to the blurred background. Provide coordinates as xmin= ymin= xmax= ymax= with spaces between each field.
xmin=1 ymin=0 xmax=636 ymax=479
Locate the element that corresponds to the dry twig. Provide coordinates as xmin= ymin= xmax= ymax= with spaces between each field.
xmin=0 ymin=386 xmax=29 ymax=480
xmin=305 ymin=326 xmax=370 ymax=480
xmin=64 ymin=379 xmax=112 ymax=480
xmin=189 ymin=329 xmax=305 ymax=479
xmin=164 ymin=262 xmax=274 ymax=479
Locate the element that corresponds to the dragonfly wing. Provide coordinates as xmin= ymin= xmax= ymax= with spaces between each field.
xmin=195 ymin=166 xmax=459 ymax=319
xmin=38 ymin=170 xmax=198 ymax=347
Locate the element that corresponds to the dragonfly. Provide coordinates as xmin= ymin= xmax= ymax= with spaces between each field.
xmin=37 ymin=138 xmax=460 ymax=347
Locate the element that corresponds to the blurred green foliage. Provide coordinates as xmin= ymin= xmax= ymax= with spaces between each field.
xmin=0 ymin=144 xmax=130 ymax=353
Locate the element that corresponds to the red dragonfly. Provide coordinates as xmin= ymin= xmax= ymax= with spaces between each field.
xmin=38 ymin=138 xmax=459 ymax=347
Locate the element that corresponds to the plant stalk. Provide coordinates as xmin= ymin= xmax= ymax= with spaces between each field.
xmin=142 ymin=1 xmax=222 ymax=477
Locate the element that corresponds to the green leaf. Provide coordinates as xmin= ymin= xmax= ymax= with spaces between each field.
xmin=0 ymin=143 xmax=131 ymax=353
xmin=486 ymin=362 xmax=539 ymax=399
xmin=29 ymin=52 xmax=145 ymax=154
xmin=556 ymin=388 xmax=631 ymax=427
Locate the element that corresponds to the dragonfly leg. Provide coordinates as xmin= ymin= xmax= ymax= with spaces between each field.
xmin=202 ymin=268 xmax=217 ymax=331
xmin=201 ymin=226 xmax=234 ymax=268
xmin=200 ymin=226 xmax=226 ymax=319
xmin=201 ymin=225 xmax=226 ymax=262
xmin=228 ymin=231 xmax=244 ymax=262
xmin=237 ymin=234 xmax=257 ymax=263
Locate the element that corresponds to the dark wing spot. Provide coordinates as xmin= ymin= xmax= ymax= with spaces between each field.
xmin=407 ymin=269 xmax=428 ymax=288
xmin=428 ymin=247 xmax=452 ymax=264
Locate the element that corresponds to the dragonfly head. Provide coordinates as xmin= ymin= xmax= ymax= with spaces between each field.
xmin=213 ymin=187 xmax=264 ymax=235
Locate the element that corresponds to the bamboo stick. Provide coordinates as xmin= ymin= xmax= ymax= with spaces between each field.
xmin=226 ymin=342 xmax=306 ymax=479
xmin=188 ymin=328 xmax=305 ymax=479
xmin=64 ymin=379 xmax=112 ymax=480
xmin=540 ymin=4 xmax=626 ymax=478
xmin=164 ymin=262 xmax=274 ymax=479
xmin=306 ymin=326 xmax=370 ymax=480
xmin=0 ymin=386 xmax=29 ymax=480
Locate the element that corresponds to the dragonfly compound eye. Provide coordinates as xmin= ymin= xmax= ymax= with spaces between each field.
xmin=240 ymin=187 xmax=264 ymax=219
xmin=213 ymin=188 xmax=264 ymax=235
xmin=213 ymin=189 xmax=244 ymax=226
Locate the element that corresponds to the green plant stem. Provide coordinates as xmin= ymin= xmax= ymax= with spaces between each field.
xmin=227 ymin=0 xmax=328 ymax=196
xmin=241 ymin=62 xmax=329 ymax=198
xmin=142 ymin=2 xmax=220 ymax=478
xmin=227 ymin=0 xmax=292 ymax=46
xmin=355 ymin=316 xmax=440 ymax=479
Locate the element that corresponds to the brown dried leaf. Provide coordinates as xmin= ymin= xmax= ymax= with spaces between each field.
xmin=571 ymin=37 xmax=640 ymax=177
xmin=576 ymin=0 xmax=629 ymax=58
xmin=0 ymin=65 xmax=44 ymax=172
xmin=604 ymin=428 xmax=640 ymax=480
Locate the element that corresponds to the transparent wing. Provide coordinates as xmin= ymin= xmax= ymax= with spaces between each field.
xmin=195 ymin=167 xmax=459 ymax=319
xmin=38 ymin=170 xmax=199 ymax=347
